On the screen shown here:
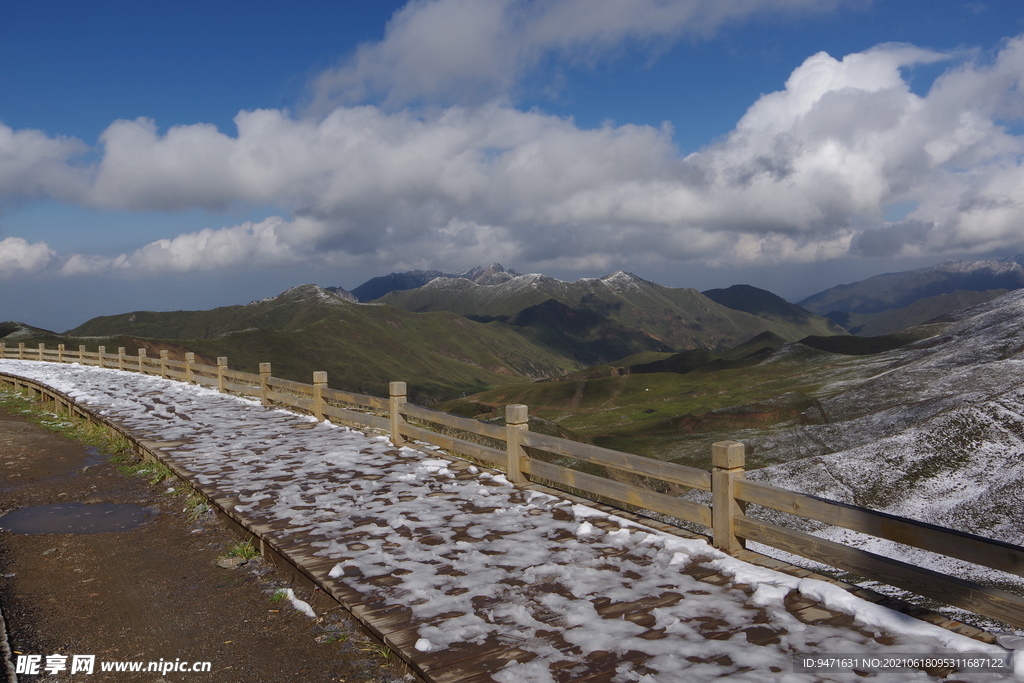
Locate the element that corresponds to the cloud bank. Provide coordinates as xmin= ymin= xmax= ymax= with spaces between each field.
xmin=310 ymin=0 xmax=844 ymax=109
xmin=2 ymin=0 xmax=1023 ymax=280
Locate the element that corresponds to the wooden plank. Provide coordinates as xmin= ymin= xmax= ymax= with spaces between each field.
xmin=735 ymin=516 xmax=1024 ymax=630
xmin=321 ymin=404 xmax=390 ymax=431
xmin=398 ymin=423 xmax=507 ymax=468
xmin=163 ymin=358 xmax=186 ymax=370
xmin=221 ymin=366 xmax=258 ymax=383
xmin=266 ymin=376 xmax=314 ymax=395
xmin=222 ymin=380 xmax=261 ymax=397
xmin=735 ymin=479 xmax=1024 ymax=578
xmin=321 ymin=386 xmax=389 ymax=411
xmin=521 ymin=430 xmax=711 ymax=492
xmin=265 ymin=390 xmax=315 ymax=412
xmin=402 ymin=403 xmax=507 ymax=440
xmin=193 ymin=373 xmax=218 ymax=387
xmin=523 ymin=458 xmax=712 ymax=528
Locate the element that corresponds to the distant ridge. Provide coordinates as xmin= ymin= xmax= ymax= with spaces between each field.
xmin=798 ymin=258 xmax=1024 ymax=316
xmin=349 ymin=263 xmax=521 ymax=302
xmin=379 ymin=270 xmax=846 ymax=358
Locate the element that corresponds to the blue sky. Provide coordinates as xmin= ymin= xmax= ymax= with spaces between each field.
xmin=2 ymin=0 xmax=1024 ymax=331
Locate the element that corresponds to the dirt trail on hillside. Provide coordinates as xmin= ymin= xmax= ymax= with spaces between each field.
xmin=0 ymin=402 xmax=409 ymax=683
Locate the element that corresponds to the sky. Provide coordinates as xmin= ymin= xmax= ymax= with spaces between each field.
xmin=2 ymin=0 xmax=1024 ymax=331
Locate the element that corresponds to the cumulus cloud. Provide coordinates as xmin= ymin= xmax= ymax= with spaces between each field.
xmin=0 ymin=237 xmax=56 ymax=278
xmin=0 ymin=124 xmax=90 ymax=204
xmin=6 ymin=34 xmax=1024 ymax=275
xmin=311 ymin=0 xmax=845 ymax=109
xmin=59 ymin=216 xmax=324 ymax=276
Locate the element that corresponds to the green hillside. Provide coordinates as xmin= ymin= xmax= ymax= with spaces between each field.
xmin=23 ymin=285 xmax=582 ymax=403
xmin=848 ymin=289 xmax=1007 ymax=336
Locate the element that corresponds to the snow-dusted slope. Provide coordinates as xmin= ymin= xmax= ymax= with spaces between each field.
xmin=748 ymin=290 xmax=1024 ymax=590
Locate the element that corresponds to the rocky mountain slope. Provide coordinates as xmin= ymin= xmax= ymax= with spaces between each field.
xmin=378 ymin=271 xmax=845 ymax=358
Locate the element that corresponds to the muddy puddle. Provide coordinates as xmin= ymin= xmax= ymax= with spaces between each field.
xmin=0 ymin=502 xmax=156 ymax=534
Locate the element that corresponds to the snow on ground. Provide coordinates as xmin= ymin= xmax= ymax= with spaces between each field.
xmin=746 ymin=292 xmax=1024 ymax=593
xmin=0 ymin=360 xmax=1018 ymax=682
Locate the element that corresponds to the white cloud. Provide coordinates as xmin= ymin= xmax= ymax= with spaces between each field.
xmin=5 ymin=34 xmax=1024 ymax=275
xmin=0 ymin=237 xmax=56 ymax=278
xmin=0 ymin=124 xmax=89 ymax=203
xmin=311 ymin=0 xmax=846 ymax=109
xmin=59 ymin=216 xmax=323 ymax=276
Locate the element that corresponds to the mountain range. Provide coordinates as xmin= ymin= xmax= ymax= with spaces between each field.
xmin=798 ymin=257 xmax=1024 ymax=334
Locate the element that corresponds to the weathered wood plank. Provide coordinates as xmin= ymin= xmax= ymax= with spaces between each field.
xmin=192 ymin=373 xmax=218 ymax=387
xmin=321 ymin=386 xmax=389 ymax=411
xmin=523 ymin=458 xmax=712 ymax=528
xmin=221 ymin=380 xmax=261 ymax=397
xmin=402 ymin=403 xmax=507 ymax=440
xmin=266 ymin=376 xmax=314 ymax=395
xmin=521 ymin=430 xmax=711 ymax=492
xmin=398 ymin=423 xmax=507 ymax=467
xmin=735 ymin=516 xmax=1024 ymax=629
xmin=264 ymin=389 xmax=314 ymax=412
xmin=220 ymin=366 xmax=259 ymax=383
xmin=321 ymin=403 xmax=390 ymax=431
xmin=736 ymin=479 xmax=1024 ymax=578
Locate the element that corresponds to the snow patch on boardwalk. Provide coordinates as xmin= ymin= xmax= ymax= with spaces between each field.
xmin=1 ymin=361 xmax=1015 ymax=682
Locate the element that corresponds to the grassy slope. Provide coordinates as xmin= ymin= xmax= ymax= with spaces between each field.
xmin=851 ymin=289 xmax=1008 ymax=336
xmin=19 ymin=285 xmax=582 ymax=404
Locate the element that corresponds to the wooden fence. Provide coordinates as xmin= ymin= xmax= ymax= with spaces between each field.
xmin=2 ymin=341 xmax=1023 ymax=629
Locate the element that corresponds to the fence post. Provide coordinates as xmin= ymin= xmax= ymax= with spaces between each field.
xmin=78 ymin=345 xmax=87 ymax=365
xmin=18 ymin=343 xmax=25 ymax=360
xmin=58 ymin=344 xmax=65 ymax=363
xmin=38 ymin=343 xmax=45 ymax=360
xmin=506 ymin=404 xmax=529 ymax=484
xmin=0 ymin=343 xmax=5 ymax=358
xmin=259 ymin=363 xmax=271 ymax=406
xmin=313 ymin=371 xmax=327 ymax=421
xmin=160 ymin=350 xmax=169 ymax=378
xmin=217 ymin=357 xmax=228 ymax=393
xmin=138 ymin=348 xmax=146 ymax=373
xmin=118 ymin=347 xmax=125 ymax=371
xmin=712 ymin=440 xmax=746 ymax=554
xmin=97 ymin=346 xmax=105 ymax=368
xmin=389 ymin=381 xmax=407 ymax=446
xmin=184 ymin=353 xmax=195 ymax=384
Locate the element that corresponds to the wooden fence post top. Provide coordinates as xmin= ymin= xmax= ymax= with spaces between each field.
xmin=259 ymin=362 xmax=271 ymax=373
xmin=160 ymin=350 xmax=169 ymax=359
xmin=506 ymin=404 xmax=529 ymax=425
xmin=390 ymin=381 xmax=407 ymax=397
xmin=313 ymin=371 xmax=328 ymax=384
xmin=118 ymin=347 xmax=125 ymax=353
xmin=217 ymin=357 xmax=228 ymax=367
xmin=185 ymin=352 xmax=194 ymax=361
xmin=18 ymin=342 xmax=25 ymax=349
xmin=39 ymin=343 xmax=45 ymax=349
xmin=59 ymin=344 xmax=65 ymax=350
xmin=712 ymin=441 xmax=745 ymax=470
xmin=138 ymin=348 xmax=146 ymax=356
xmin=79 ymin=345 xmax=86 ymax=351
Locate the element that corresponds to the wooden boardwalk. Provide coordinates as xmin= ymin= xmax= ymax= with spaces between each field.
xmin=0 ymin=362 xmax=1011 ymax=683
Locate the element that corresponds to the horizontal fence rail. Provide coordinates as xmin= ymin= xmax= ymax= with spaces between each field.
xmin=2 ymin=341 xmax=1023 ymax=630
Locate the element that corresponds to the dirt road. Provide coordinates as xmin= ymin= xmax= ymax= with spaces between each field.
xmin=0 ymin=396 xmax=410 ymax=683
